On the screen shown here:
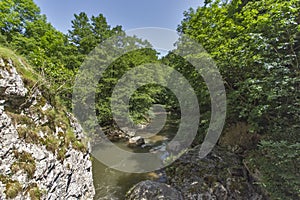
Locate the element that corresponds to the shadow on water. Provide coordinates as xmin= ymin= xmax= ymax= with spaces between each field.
xmin=92 ymin=157 xmax=150 ymax=200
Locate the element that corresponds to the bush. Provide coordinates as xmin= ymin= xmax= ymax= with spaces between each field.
xmin=245 ymin=141 xmax=300 ymax=199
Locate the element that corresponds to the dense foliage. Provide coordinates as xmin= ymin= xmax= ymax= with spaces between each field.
xmin=0 ymin=0 xmax=299 ymax=198
xmin=245 ymin=141 xmax=300 ymax=199
xmin=0 ymin=0 xmax=167 ymax=126
xmin=179 ymin=0 xmax=300 ymax=141
xmin=0 ymin=0 xmax=124 ymax=108
xmin=179 ymin=0 xmax=299 ymax=198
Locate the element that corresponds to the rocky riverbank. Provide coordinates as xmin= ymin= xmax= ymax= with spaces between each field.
xmin=126 ymin=145 xmax=266 ymax=200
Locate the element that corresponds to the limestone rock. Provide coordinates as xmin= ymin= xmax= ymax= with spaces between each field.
xmin=0 ymin=57 xmax=95 ymax=199
xmin=0 ymin=58 xmax=28 ymax=107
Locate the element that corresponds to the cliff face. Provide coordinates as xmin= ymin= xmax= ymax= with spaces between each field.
xmin=0 ymin=50 xmax=95 ymax=199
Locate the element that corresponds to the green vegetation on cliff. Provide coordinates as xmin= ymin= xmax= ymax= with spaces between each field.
xmin=0 ymin=46 xmax=93 ymax=199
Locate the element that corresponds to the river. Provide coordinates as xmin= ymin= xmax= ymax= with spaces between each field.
xmin=92 ymin=114 xmax=179 ymax=200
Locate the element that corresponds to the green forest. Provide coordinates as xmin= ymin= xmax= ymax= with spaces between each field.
xmin=0 ymin=0 xmax=299 ymax=199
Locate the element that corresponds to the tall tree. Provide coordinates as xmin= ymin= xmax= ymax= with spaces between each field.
xmin=179 ymin=0 xmax=300 ymax=139
xmin=91 ymin=14 xmax=111 ymax=43
xmin=0 ymin=0 xmax=40 ymax=41
xmin=68 ymin=12 xmax=95 ymax=55
xmin=179 ymin=0 xmax=300 ymax=198
xmin=68 ymin=12 xmax=124 ymax=68
xmin=95 ymin=38 xmax=160 ymax=125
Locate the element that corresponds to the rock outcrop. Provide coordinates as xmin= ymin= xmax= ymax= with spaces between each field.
xmin=125 ymin=180 xmax=183 ymax=200
xmin=0 ymin=55 xmax=95 ymax=199
xmin=126 ymin=145 xmax=265 ymax=200
xmin=165 ymin=145 xmax=264 ymax=200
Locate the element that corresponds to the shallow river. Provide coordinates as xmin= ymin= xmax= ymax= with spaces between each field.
xmin=92 ymin=115 xmax=179 ymax=200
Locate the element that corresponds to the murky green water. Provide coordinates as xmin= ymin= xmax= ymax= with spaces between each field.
xmin=92 ymin=115 xmax=179 ymax=200
xmin=92 ymin=144 xmax=150 ymax=200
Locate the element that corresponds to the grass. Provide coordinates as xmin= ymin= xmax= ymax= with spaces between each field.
xmin=6 ymin=112 xmax=34 ymax=125
xmin=17 ymin=122 xmax=87 ymax=161
xmin=65 ymin=128 xmax=76 ymax=146
xmin=11 ymin=150 xmax=36 ymax=179
xmin=0 ymin=175 xmax=44 ymax=199
xmin=0 ymin=175 xmax=22 ymax=199
xmin=57 ymin=147 xmax=67 ymax=161
xmin=72 ymin=140 xmax=87 ymax=152
xmin=5 ymin=181 xmax=22 ymax=198
xmin=14 ymin=104 xmax=87 ymax=161
xmin=0 ymin=46 xmax=40 ymax=89
xmin=43 ymin=134 xmax=60 ymax=154
xmin=25 ymin=183 xmax=43 ymax=200
xmin=17 ymin=127 xmax=40 ymax=145
xmin=28 ymin=186 xmax=42 ymax=200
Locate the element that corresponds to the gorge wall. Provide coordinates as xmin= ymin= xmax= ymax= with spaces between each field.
xmin=0 ymin=50 xmax=95 ymax=199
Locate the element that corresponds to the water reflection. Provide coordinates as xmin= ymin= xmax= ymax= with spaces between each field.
xmin=92 ymin=157 xmax=150 ymax=200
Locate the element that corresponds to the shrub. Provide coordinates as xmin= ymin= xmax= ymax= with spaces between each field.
xmin=245 ymin=141 xmax=300 ymax=199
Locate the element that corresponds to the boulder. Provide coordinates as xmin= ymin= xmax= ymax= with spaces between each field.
xmin=128 ymin=136 xmax=145 ymax=147
xmin=164 ymin=145 xmax=265 ymax=200
xmin=126 ymin=180 xmax=183 ymax=200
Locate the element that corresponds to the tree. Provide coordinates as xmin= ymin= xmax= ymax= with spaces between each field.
xmin=95 ymin=39 xmax=160 ymax=126
xmin=0 ymin=0 xmax=40 ymax=41
xmin=179 ymin=0 xmax=300 ymax=198
xmin=91 ymin=14 xmax=111 ymax=43
xmin=68 ymin=12 xmax=125 ymax=68
xmin=68 ymin=12 xmax=96 ymax=55
xmin=179 ymin=0 xmax=300 ymax=141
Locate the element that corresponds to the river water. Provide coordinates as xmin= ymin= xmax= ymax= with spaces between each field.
xmin=92 ymin=115 xmax=179 ymax=200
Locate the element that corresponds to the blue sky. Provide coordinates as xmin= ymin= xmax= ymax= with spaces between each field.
xmin=33 ymin=0 xmax=203 ymax=33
